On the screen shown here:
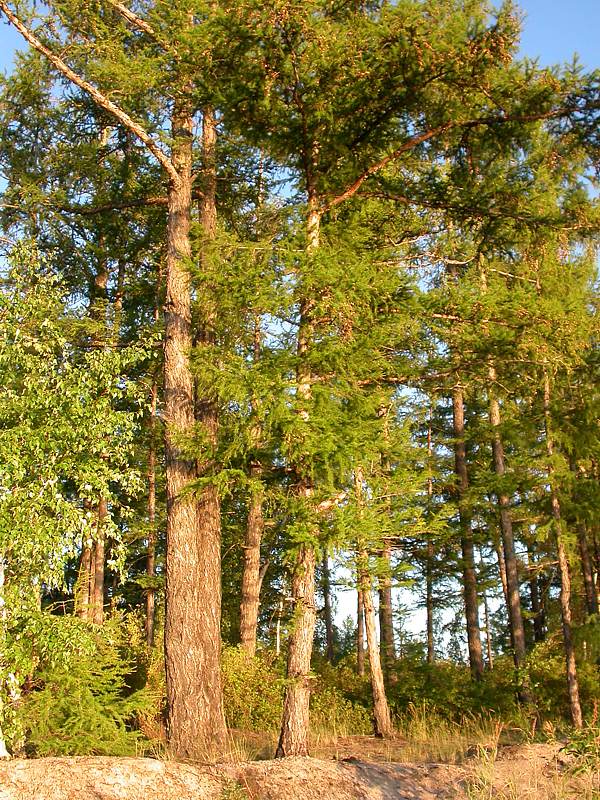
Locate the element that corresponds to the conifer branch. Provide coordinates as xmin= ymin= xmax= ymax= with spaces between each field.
xmin=104 ymin=1 xmax=158 ymax=40
xmin=0 ymin=1 xmax=180 ymax=186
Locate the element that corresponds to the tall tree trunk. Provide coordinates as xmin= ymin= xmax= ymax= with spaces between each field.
xmin=275 ymin=544 xmax=316 ymax=757
xmin=487 ymin=371 xmax=530 ymax=701
xmin=378 ymin=548 xmax=396 ymax=680
xmin=527 ymin=545 xmax=546 ymax=643
xmin=543 ymin=373 xmax=583 ymax=729
xmin=577 ymin=522 xmax=599 ymax=616
xmin=361 ymin=565 xmax=394 ymax=738
xmin=75 ymin=541 xmax=93 ymax=619
xmin=357 ymin=585 xmax=366 ymax=676
xmin=452 ymin=384 xmax=484 ymax=680
xmin=322 ymin=556 xmax=335 ymax=663
xmin=163 ymin=101 xmax=226 ymax=759
xmin=239 ymin=319 xmax=266 ymax=657
xmin=239 ymin=468 xmax=265 ymax=657
xmin=146 ymin=379 xmax=158 ymax=648
xmin=426 ymin=418 xmax=435 ymax=664
xmin=482 ymin=590 xmax=494 ymax=671
xmin=276 ymin=193 xmax=321 ymax=758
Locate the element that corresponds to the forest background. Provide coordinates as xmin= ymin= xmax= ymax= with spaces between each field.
xmin=0 ymin=0 xmax=599 ymax=770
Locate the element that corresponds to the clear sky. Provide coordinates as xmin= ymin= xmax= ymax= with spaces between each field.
xmin=0 ymin=1 xmax=599 ymax=74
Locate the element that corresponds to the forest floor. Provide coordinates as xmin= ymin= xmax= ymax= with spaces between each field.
xmin=0 ymin=740 xmax=597 ymax=800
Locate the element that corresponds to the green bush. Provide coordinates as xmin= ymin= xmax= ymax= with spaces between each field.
xmin=222 ymin=647 xmax=285 ymax=731
xmin=21 ymin=614 xmax=153 ymax=756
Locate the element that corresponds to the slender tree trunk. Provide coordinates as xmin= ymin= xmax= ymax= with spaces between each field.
xmin=146 ymin=379 xmax=158 ymax=648
xmin=487 ymin=372 xmax=531 ymax=705
xmin=494 ymin=536 xmax=510 ymax=612
xmin=357 ymin=585 xmax=366 ymax=676
xmin=91 ymin=498 xmax=107 ymax=625
xmin=483 ymin=590 xmax=494 ymax=670
xmin=0 ymin=557 xmax=10 ymax=758
xmin=527 ymin=545 xmax=546 ymax=643
xmin=452 ymin=384 xmax=484 ymax=680
xmin=361 ymin=566 xmax=394 ymax=737
xmin=276 ymin=193 xmax=321 ymax=758
xmin=577 ymin=522 xmax=599 ymax=616
xmin=163 ymin=101 xmax=226 ymax=759
xmin=275 ymin=544 xmax=316 ymax=757
xmin=426 ymin=418 xmax=435 ymax=664
xmin=543 ymin=373 xmax=583 ymax=729
xmin=239 ymin=319 xmax=266 ymax=657
xmin=75 ymin=541 xmax=93 ymax=619
xmin=239 ymin=469 xmax=265 ymax=657
xmin=378 ymin=544 xmax=396 ymax=680
xmin=322 ymin=556 xmax=335 ymax=663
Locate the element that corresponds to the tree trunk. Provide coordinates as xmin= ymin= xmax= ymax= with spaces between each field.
xmin=357 ymin=586 xmax=366 ymax=676
xmin=239 ymin=319 xmax=266 ymax=657
xmin=488 ymin=374 xmax=530 ymax=699
xmin=275 ymin=544 xmax=317 ymax=757
xmin=452 ymin=385 xmax=484 ymax=680
xmin=163 ymin=101 xmax=226 ymax=759
xmin=90 ymin=498 xmax=107 ymax=625
xmin=426 ymin=419 xmax=435 ymax=664
xmin=0 ymin=556 xmax=10 ymax=758
xmin=483 ymin=590 xmax=494 ymax=670
xmin=322 ymin=556 xmax=335 ymax=663
xmin=276 ymin=191 xmax=321 ymax=758
xmin=239 ymin=470 xmax=265 ymax=657
xmin=577 ymin=522 xmax=599 ymax=616
xmin=527 ymin=545 xmax=546 ymax=643
xmin=378 ymin=547 xmax=396 ymax=681
xmin=75 ymin=542 xmax=93 ymax=619
xmin=543 ymin=373 xmax=582 ymax=729
xmin=146 ymin=380 xmax=158 ymax=648
xmin=361 ymin=563 xmax=394 ymax=738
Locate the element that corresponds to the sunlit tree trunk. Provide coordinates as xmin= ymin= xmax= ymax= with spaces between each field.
xmin=452 ymin=384 xmax=484 ymax=680
xmin=543 ymin=372 xmax=582 ymax=729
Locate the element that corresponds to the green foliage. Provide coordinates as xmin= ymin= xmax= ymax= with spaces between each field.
xmin=21 ymin=615 xmax=153 ymax=756
xmin=222 ymin=647 xmax=285 ymax=731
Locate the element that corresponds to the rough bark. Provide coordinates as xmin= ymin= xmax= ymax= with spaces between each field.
xmin=527 ymin=545 xmax=546 ymax=643
xmin=275 ymin=545 xmax=317 ymax=757
xmin=426 ymin=420 xmax=435 ymax=664
xmin=452 ymin=385 xmax=484 ymax=680
xmin=378 ymin=549 xmax=396 ymax=681
xmin=359 ymin=553 xmax=393 ymax=738
xmin=357 ymin=586 xmax=366 ymax=676
xmin=577 ymin=522 xmax=599 ymax=616
xmin=239 ymin=470 xmax=265 ymax=657
xmin=75 ymin=542 xmax=93 ymax=619
xmin=322 ymin=556 xmax=335 ymax=663
xmin=276 ymin=193 xmax=321 ymax=758
xmin=543 ymin=374 xmax=583 ymax=729
xmin=488 ymin=375 xmax=530 ymax=695
xmin=146 ymin=381 xmax=158 ymax=648
xmin=239 ymin=320 xmax=266 ymax=657
xmin=163 ymin=102 xmax=226 ymax=759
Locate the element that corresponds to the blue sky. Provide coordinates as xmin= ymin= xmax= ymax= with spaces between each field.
xmin=0 ymin=1 xmax=599 ymax=74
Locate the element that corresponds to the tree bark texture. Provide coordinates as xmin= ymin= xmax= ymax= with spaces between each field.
xmin=488 ymin=376 xmax=528 ymax=681
xmin=239 ymin=319 xmax=266 ymax=657
xmin=163 ymin=102 xmax=226 ymax=759
xmin=577 ymin=523 xmax=599 ymax=616
xmin=378 ymin=546 xmax=396 ymax=681
xmin=357 ymin=586 xmax=366 ymax=676
xmin=543 ymin=373 xmax=583 ymax=729
xmin=276 ymin=192 xmax=321 ymax=757
xmin=275 ymin=544 xmax=317 ymax=757
xmin=322 ymin=556 xmax=335 ymax=663
xmin=239 ymin=470 xmax=265 ymax=657
xmin=452 ymin=385 xmax=484 ymax=680
xmin=361 ymin=563 xmax=394 ymax=738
